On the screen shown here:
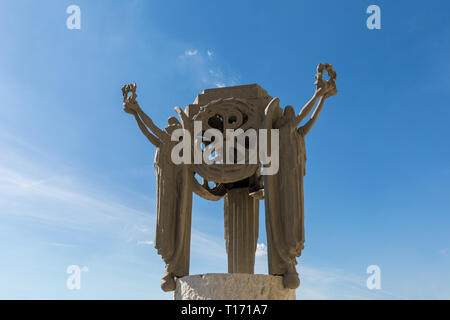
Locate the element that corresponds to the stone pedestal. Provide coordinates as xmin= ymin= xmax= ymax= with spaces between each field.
xmin=174 ymin=273 xmax=296 ymax=300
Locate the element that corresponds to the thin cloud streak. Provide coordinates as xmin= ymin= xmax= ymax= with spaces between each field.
xmin=0 ymin=132 xmax=155 ymax=237
xmin=255 ymin=243 xmax=267 ymax=257
xmin=296 ymin=265 xmax=402 ymax=300
xmin=185 ymin=49 xmax=198 ymax=56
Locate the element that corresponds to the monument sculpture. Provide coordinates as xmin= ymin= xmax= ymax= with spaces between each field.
xmin=122 ymin=63 xmax=337 ymax=295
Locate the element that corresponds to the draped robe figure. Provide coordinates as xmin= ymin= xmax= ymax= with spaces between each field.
xmin=122 ymin=86 xmax=194 ymax=291
xmin=122 ymin=85 xmax=222 ymax=292
xmin=153 ymin=124 xmax=193 ymax=291
xmin=264 ymin=69 xmax=337 ymax=288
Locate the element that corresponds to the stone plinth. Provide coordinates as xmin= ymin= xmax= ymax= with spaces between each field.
xmin=174 ymin=273 xmax=296 ymax=300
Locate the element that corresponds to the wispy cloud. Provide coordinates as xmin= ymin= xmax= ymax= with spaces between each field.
xmin=0 ymin=131 xmax=154 ymax=238
xmin=178 ymin=48 xmax=239 ymax=89
xmin=137 ymin=240 xmax=154 ymax=246
xmin=0 ymin=165 xmax=153 ymax=232
xmin=191 ymin=229 xmax=227 ymax=261
xmin=47 ymin=242 xmax=77 ymax=248
xmin=296 ymin=265 xmax=401 ymax=300
xmin=185 ymin=49 xmax=198 ymax=56
xmin=255 ymin=243 xmax=267 ymax=257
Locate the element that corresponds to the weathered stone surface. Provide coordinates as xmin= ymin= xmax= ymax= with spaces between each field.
xmin=187 ymin=83 xmax=273 ymax=118
xmin=174 ymin=273 xmax=296 ymax=300
xmin=122 ymin=64 xmax=338 ymax=293
xmin=224 ymin=189 xmax=259 ymax=274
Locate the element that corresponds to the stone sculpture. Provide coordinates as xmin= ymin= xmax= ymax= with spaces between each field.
xmin=122 ymin=63 xmax=337 ymax=292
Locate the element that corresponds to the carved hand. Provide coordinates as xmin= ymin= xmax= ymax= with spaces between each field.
xmin=314 ymin=63 xmax=337 ymax=99
xmin=123 ymin=106 xmax=136 ymax=114
xmin=122 ymin=83 xmax=139 ymax=114
xmin=313 ymin=86 xmax=327 ymax=98
xmin=323 ymin=85 xmax=338 ymax=99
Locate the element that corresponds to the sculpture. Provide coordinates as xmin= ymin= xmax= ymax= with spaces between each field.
xmin=122 ymin=63 xmax=337 ymax=292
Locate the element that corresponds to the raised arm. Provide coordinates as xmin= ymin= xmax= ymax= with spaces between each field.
xmin=122 ymin=83 xmax=168 ymax=144
xmin=300 ymin=96 xmax=326 ymax=136
xmin=291 ymin=91 xmax=321 ymax=128
xmin=135 ymin=105 xmax=167 ymax=141
xmin=132 ymin=111 xmax=161 ymax=147
xmin=291 ymin=63 xmax=337 ymax=129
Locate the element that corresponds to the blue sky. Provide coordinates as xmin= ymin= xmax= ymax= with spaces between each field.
xmin=0 ymin=0 xmax=449 ymax=299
